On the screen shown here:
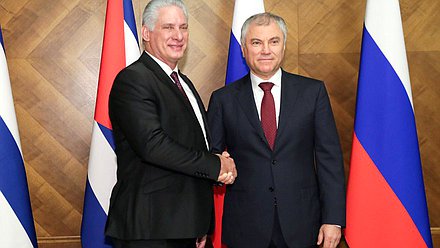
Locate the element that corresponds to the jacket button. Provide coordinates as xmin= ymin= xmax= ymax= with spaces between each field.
xmin=271 ymin=160 xmax=277 ymax=165
xmin=269 ymin=187 xmax=274 ymax=192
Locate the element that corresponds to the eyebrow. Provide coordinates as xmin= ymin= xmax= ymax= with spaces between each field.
xmin=160 ymin=23 xmax=188 ymax=27
xmin=249 ymin=36 xmax=281 ymax=42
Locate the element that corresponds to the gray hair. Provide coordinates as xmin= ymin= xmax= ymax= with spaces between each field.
xmin=240 ymin=12 xmax=287 ymax=46
xmin=142 ymin=0 xmax=188 ymax=30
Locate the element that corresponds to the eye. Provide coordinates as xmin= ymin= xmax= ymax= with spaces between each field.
xmin=180 ymin=25 xmax=188 ymax=30
xmin=251 ymin=40 xmax=261 ymax=46
xmin=270 ymin=39 xmax=280 ymax=45
xmin=163 ymin=25 xmax=173 ymax=30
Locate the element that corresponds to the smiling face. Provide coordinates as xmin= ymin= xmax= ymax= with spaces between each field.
xmin=142 ymin=5 xmax=188 ymax=69
xmin=242 ymin=20 xmax=285 ymax=80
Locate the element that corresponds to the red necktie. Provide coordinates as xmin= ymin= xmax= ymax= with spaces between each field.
xmin=170 ymin=71 xmax=188 ymax=99
xmin=259 ymin=82 xmax=277 ymax=150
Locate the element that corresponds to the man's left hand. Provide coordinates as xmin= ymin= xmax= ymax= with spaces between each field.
xmin=316 ymin=224 xmax=341 ymax=248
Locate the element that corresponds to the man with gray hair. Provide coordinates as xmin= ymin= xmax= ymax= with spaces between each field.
xmin=208 ymin=12 xmax=346 ymax=248
xmin=105 ymin=1 xmax=236 ymax=247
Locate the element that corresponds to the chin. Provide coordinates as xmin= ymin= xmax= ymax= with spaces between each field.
xmin=258 ymin=67 xmax=275 ymax=73
xmin=171 ymin=54 xmax=184 ymax=61
xmin=173 ymin=49 xmax=185 ymax=55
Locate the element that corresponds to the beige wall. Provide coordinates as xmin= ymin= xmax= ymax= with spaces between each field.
xmin=1 ymin=0 xmax=439 ymax=246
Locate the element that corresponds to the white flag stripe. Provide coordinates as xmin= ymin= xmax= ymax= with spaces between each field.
xmin=86 ymin=20 xmax=139 ymax=217
xmin=0 ymin=192 xmax=33 ymax=247
xmin=365 ymin=0 xmax=413 ymax=107
xmin=0 ymin=42 xmax=22 ymax=154
xmin=124 ymin=21 xmax=140 ymax=66
xmin=231 ymin=0 xmax=265 ymax=43
xmin=87 ymin=122 xmax=117 ymax=214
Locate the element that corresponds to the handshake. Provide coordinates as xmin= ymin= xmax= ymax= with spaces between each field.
xmin=216 ymin=151 xmax=237 ymax=185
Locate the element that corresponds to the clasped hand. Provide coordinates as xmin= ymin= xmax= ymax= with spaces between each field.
xmin=216 ymin=151 xmax=237 ymax=184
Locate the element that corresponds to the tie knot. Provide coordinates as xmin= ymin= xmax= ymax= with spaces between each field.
xmin=170 ymin=71 xmax=179 ymax=82
xmin=259 ymin=82 xmax=274 ymax=92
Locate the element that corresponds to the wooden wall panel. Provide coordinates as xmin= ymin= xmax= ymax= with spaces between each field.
xmin=411 ymin=51 xmax=440 ymax=228
xmin=0 ymin=0 xmax=438 ymax=247
xmin=401 ymin=1 xmax=440 ymax=231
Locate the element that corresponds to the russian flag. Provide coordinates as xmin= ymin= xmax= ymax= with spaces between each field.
xmin=345 ymin=0 xmax=433 ymax=247
xmin=80 ymin=0 xmax=139 ymax=247
xmin=212 ymin=1 xmax=264 ymax=248
xmin=0 ymin=26 xmax=38 ymax=248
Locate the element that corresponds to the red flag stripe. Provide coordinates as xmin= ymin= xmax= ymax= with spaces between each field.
xmin=345 ymin=134 xmax=426 ymax=247
xmin=94 ymin=0 xmax=126 ymax=129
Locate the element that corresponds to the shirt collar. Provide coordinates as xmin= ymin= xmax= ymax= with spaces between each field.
xmin=250 ymin=68 xmax=282 ymax=89
xmin=145 ymin=51 xmax=179 ymax=76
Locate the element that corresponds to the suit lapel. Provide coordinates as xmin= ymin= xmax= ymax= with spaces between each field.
xmin=234 ymin=75 xmax=268 ymax=146
xmin=276 ymin=70 xmax=300 ymax=142
xmin=139 ymin=53 xmax=209 ymax=147
xmin=234 ymin=72 xmax=301 ymax=150
xmin=180 ymin=72 xmax=212 ymax=147
xmin=139 ymin=53 xmax=193 ymax=110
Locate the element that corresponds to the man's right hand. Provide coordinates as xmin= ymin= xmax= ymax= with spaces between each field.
xmin=217 ymin=151 xmax=237 ymax=184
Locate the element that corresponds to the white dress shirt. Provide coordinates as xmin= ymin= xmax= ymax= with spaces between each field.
xmin=146 ymin=52 xmax=209 ymax=149
xmin=250 ymin=68 xmax=282 ymax=127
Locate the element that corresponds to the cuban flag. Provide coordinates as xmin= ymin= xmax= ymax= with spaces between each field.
xmin=212 ymin=1 xmax=264 ymax=247
xmin=345 ymin=0 xmax=433 ymax=247
xmin=80 ymin=0 xmax=139 ymax=247
xmin=0 ymin=26 xmax=38 ymax=248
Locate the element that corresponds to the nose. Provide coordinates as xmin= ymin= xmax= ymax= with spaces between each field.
xmin=261 ymin=42 xmax=271 ymax=54
xmin=172 ymin=28 xmax=184 ymax=41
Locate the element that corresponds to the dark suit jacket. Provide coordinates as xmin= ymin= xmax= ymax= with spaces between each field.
xmin=207 ymin=71 xmax=346 ymax=248
xmin=105 ymin=52 xmax=220 ymax=240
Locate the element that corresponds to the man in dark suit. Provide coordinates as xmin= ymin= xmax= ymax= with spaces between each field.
xmin=105 ymin=1 xmax=236 ymax=247
xmin=208 ymin=13 xmax=346 ymax=248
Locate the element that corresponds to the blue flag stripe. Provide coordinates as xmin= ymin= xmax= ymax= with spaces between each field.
xmin=0 ymin=117 xmax=38 ymax=247
xmin=225 ymin=32 xmax=249 ymax=85
xmin=355 ymin=26 xmax=432 ymax=247
xmin=0 ymin=26 xmax=4 ymax=52
xmin=98 ymin=123 xmax=116 ymax=151
xmin=81 ymin=180 xmax=114 ymax=248
xmin=123 ymin=0 xmax=139 ymax=45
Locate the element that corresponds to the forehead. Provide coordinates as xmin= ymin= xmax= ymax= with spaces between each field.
xmin=156 ymin=5 xmax=187 ymax=24
xmin=247 ymin=21 xmax=283 ymax=40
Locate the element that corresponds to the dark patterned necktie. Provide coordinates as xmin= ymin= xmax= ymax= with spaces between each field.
xmin=259 ymin=82 xmax=277 ymax=150
xmin=170 ymin=71 xmax=188 ymax=99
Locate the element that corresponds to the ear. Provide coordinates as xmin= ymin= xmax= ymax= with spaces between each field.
xmin=141 ymin=25 xmax=150 ymax=42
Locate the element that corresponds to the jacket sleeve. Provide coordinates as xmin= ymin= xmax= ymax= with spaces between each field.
xmin=207 ymin=90 xmax=227 ymax=154
xmin=314 ymin=82 xmax=346 ymax=226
